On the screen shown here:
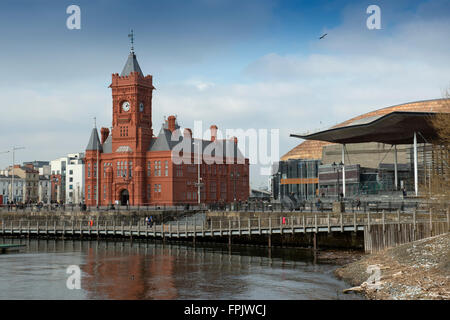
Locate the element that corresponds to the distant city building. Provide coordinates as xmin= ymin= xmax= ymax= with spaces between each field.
xmin=38 ymin=175 xmax=51 ymax=204
xmin=0 ymin=174 xmax=25 ymax=203
xmin=23 ymin=161 xmax=50 ymax=173
xmin=50 ymin=153 xmax=85 ymax=204
xmin=23 ymin=161 xmax=51 ymax=203
xmin=6 ymin=164 xmax=39 ymax=203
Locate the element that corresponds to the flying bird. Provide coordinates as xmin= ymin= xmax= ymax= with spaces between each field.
xmin=319 ymin=33 xmax=327 ymax=39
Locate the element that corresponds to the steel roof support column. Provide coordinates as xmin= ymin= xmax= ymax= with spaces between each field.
xmin=342 ymin=144 xmax=346 ymax=198
xmin=414 ymin=132 xmax=418 ymax=196
xmin=394 ymin=144 xmax=398 ymax=191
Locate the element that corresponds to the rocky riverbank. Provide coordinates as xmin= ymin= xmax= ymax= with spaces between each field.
xmin=335 ymin=232 xmax=450 ymax=300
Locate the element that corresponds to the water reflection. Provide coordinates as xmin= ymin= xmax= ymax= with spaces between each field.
xmin=0 ymin=238 xmax=362 ymax=300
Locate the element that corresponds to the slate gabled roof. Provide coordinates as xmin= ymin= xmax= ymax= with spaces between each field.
xmin=148 ymin=123 xmax=246 ymax=162
xmin=148 ymin=121 xmax=182 ymax=151
xmin=102 ymin=134 xmax=112 ymax=154
xmin=120 ymin=52 xmax=143 ymax=76
xmin=86 ymin=128 xmax=102 ymax=151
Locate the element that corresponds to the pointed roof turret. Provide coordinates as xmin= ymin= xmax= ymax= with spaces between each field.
xmin=86 ymin=128 xmax=102 ymax=151
xmin=120 ymin=29 xmax=143 ymax=76
xmin=120 ymin=52 xmax=143 ymax=76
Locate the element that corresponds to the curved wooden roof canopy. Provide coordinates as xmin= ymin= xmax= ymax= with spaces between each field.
xmin=290 ymin=111 xmax=438 ymax=145
xmin=282 ymin=98 xmax=450 ymax=160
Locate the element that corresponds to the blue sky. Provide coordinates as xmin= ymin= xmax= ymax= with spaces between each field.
xmin=0 ymin=0 xmax=449 ymax=188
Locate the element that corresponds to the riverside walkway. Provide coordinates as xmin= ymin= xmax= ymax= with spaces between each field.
xmin=0 ymin=210 xmax=448 ymax=253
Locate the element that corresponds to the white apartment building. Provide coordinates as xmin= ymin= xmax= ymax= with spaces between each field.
xmin=66 ymin=153 xmax=85 ymax=204
xmin=50 ymin=153 xmax=85 ymax=204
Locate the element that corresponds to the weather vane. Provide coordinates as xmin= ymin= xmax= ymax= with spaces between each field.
xmin=128 ymin=29 xmax=134 ymax=53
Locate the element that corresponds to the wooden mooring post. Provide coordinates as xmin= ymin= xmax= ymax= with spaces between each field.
xmin=228 ymin=219 xmax=231 ymax=246
xmin=129 ymin=220 xmax=133 ymax=240
xmin=313 ymin=232 xmax=317 ymax=251
xmin=193 ymin=218 xmax=197 ymax=245
xmin=314 ymin=213 xmax=317 ymax=233
xmin=268 ymin=217 xmax=272 ymax=248
xmin=327 ymin=213 xmax=330 ymax=233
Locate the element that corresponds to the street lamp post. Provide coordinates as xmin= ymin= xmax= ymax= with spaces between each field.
xmin=193 ymin=141 xmax=204 ymax=208
xmin=0 ymin=150 xmax=10 ymax=204
xmin=277 ymin=172 xmax=281 ymax=200
xmin=332 ymin=161 xmax=343 ymax=201
xmin=231 ymin=171 xmax=239 ymax=210
xmin=10 ymin=147 xmax=25 ymax=203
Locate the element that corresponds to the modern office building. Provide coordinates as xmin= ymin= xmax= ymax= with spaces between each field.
xmin=273 ymin=98 xmax=450 ymax=201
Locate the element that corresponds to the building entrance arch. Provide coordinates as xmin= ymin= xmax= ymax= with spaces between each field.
xmin=120 ymin=189 xmax=129 ymax=205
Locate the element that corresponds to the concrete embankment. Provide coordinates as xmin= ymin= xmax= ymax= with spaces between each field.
xmin=335 ymin=232 xmax=450 ymax=299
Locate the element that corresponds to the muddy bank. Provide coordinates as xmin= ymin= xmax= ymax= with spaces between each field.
xmin=335 ymin=233 xmax=450 ymax=299
xmin=316 ymin=249 xmax=365 ymax=265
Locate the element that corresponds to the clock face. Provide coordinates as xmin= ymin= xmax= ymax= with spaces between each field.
xmin=139 ymin=102 xmax=144 ymax=112
xmin=122 ymin=101 xmax=130 ymax=112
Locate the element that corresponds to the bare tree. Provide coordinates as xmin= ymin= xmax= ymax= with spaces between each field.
xmin=426 ymin=88 xmax=450 ymax=203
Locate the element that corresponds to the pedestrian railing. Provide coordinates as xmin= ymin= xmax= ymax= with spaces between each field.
xmin=1 ymin=209 xmax=448 ymax=238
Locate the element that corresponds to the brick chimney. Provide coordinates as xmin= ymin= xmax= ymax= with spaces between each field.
xmin=101 ymin=127 xmax=110 ymax=144
xmin=168 ymin=115 xmax=176 ymax=132
xmin=210 ymin=125 xmax=218 ymax=142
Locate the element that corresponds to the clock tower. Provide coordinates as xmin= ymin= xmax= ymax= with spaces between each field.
xmin=109 ymin=48 xmax=155 ymax=154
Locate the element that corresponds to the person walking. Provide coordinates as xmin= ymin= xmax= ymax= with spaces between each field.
xmin=356 ymin=198 xmax=361 ymax=210
xmin=316 ymin=198 xmax=322 ymax=211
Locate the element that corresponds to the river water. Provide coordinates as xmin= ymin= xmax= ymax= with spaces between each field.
xmin=0 ymin=238 xmax=363 ymax=300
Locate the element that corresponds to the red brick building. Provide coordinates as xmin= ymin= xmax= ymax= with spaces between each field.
xmin=84 ymin=48 xmax=249 ymax=206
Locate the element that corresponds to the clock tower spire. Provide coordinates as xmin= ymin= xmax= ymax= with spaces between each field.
xmin=128 ymin=29 xmax=135 ymax=53
xmin=109 ymin=31 xmax=155 ymax=154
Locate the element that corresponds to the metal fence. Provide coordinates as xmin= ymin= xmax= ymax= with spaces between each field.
xmin=0 ymin=199 xmax=447 ymax=216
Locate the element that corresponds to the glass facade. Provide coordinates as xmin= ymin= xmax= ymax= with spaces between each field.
xmin=272 ymin=159 xmax=321 ymax=203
